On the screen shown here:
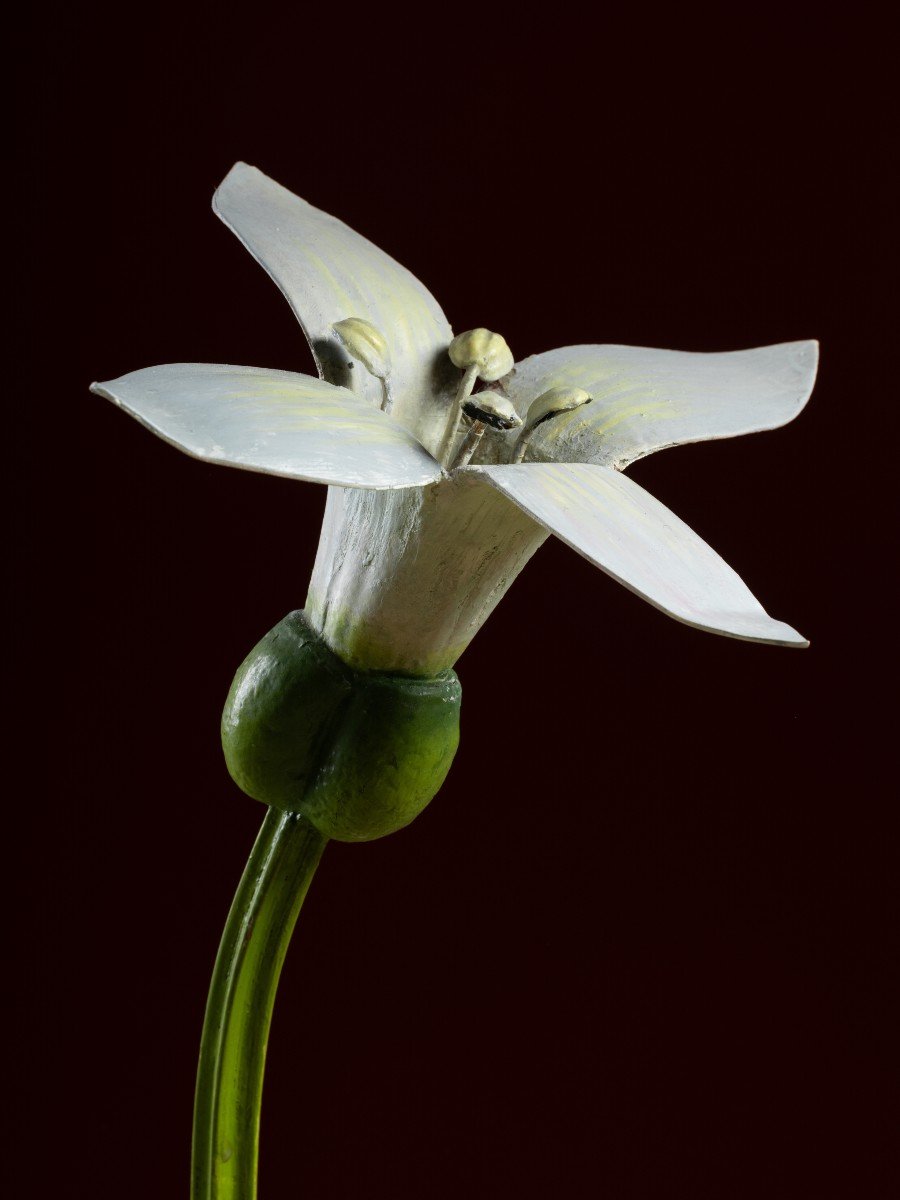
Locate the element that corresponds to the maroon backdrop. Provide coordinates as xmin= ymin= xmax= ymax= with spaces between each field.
xmin=19 ymin=10 xmax=895 ymax=1198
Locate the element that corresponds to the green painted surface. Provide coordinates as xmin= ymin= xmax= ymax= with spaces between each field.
xmin=221 ymin=610 xmax=461 ymax=841
xmin=191 ymin=809 xmax=326 ymax=1200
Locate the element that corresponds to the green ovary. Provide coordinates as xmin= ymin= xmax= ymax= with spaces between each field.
xmin=221 ymin=610 xmax=461 ymax=841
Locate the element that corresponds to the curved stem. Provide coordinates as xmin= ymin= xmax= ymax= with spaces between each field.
xmin=191 ymin=809 xmax=327 ymax=1200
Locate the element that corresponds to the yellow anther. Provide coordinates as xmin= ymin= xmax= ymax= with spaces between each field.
xmin=448 ymin=328 xmax=514 ymax=382
xmin=333 ymin=318 xmax=392 ymax=380
xmin=512 ymin=386 xmax=592 ymax=463
xmin=462 ymin=390 xmax=523 ymax=432
xmin=451 ymin=391 xmax=522 ymax=470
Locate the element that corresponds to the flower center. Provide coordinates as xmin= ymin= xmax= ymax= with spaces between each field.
xmin=439 ymin=328 xmax=515 ymax=467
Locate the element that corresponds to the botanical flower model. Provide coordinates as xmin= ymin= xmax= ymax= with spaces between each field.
xmin=93 ymin=164 xmax=817 ymax=1200
xmin=94 ymin=163 xmax=817 ymax=835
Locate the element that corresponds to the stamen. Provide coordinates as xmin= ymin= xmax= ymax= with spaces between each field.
xmin=511 ymin=386 xmax=592 ymax=463
xmin=333 ymin=318 xmax=394 ymax=413
xmin=463 ymin=392 xmax=522 ymax=431
xmin=439 ymin=328 xmax=514 ymax=466
xmin=450 ymin=391 xmax=522 ymax=470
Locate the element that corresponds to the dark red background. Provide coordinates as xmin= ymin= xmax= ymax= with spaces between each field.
xmin=19 ymin=10 xmax=895 ymax=1198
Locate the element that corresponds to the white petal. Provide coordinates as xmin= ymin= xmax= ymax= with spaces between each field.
xmin=505 ymin=342 xmax=818 ymax=469
xmin=213 ymin=163 xmax=456 ymax=450
xmin=470 ymin=463 xmax=808 ymax=647
xmin=91 ymin=364 xmax=444 ymax=489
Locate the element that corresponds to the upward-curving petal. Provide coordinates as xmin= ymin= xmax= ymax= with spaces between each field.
xmin=470 ymin=462 xmax=807 ymax=647
xmin=91 ymin=364 xmax=444 ymax=489
xmin=213 ymin=163 xmax=456 ymax=450
xmin=505 ymin=342 xmax=818 ymax=469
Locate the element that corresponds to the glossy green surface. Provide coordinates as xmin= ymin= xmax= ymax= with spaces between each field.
xmin=221 ymin=610 xmax=352 ymax=810
xmin=191 ymin=809 xmax=326 ymax=1200
xmin=221 ymin=610 xmax=461 ymax=841
xmin=300 ymin=667 xmax=461 ymax=841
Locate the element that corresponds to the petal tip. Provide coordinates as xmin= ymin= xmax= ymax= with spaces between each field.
xmin=802 ymin=335 xmax=819 ymax=365
xmin=745 ymin=617 xmax=809 ymax=649
xmin=90 ymin=380 xmax=117 ymax=404
xmin=792 ymin=337 xmax=820 ymax=391
xmin=221 ymin=159 xmax=253 ymax=181
xmin=677 ymin=613 xmax=810 ymax=649
xmin=213 ymin=161 xmax=258 ymax=210
xmin=778 ymin=624 xmax=810 ymax=649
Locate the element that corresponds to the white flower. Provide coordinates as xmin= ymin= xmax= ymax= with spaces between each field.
xmin=92 ymin=162 xmax=816 ymax=676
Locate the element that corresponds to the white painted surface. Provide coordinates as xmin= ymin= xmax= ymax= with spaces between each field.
xmin=472 ymin=463 xmax=808 ymax=647
xmin=93 ymin=167 xmax=816 ymax=663
xmin=306 ymin=474 xmax=548 ymax=674
xmin=504 ymin=342 xmax=818 ymax=469
xmin=213 ymin=163 xmax=457 ymax=455
xmin=91 ymin=364 xmax=444 ymax=489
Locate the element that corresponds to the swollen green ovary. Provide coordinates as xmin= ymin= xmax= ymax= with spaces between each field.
xmin=221 ymin=612 xmax=462 ymax=841
xmin=305 ymin=474 xmax=548 ymax=676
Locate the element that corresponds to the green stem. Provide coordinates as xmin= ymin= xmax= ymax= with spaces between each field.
xmin=191 ymin=808 xmax=327 ymax=1200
